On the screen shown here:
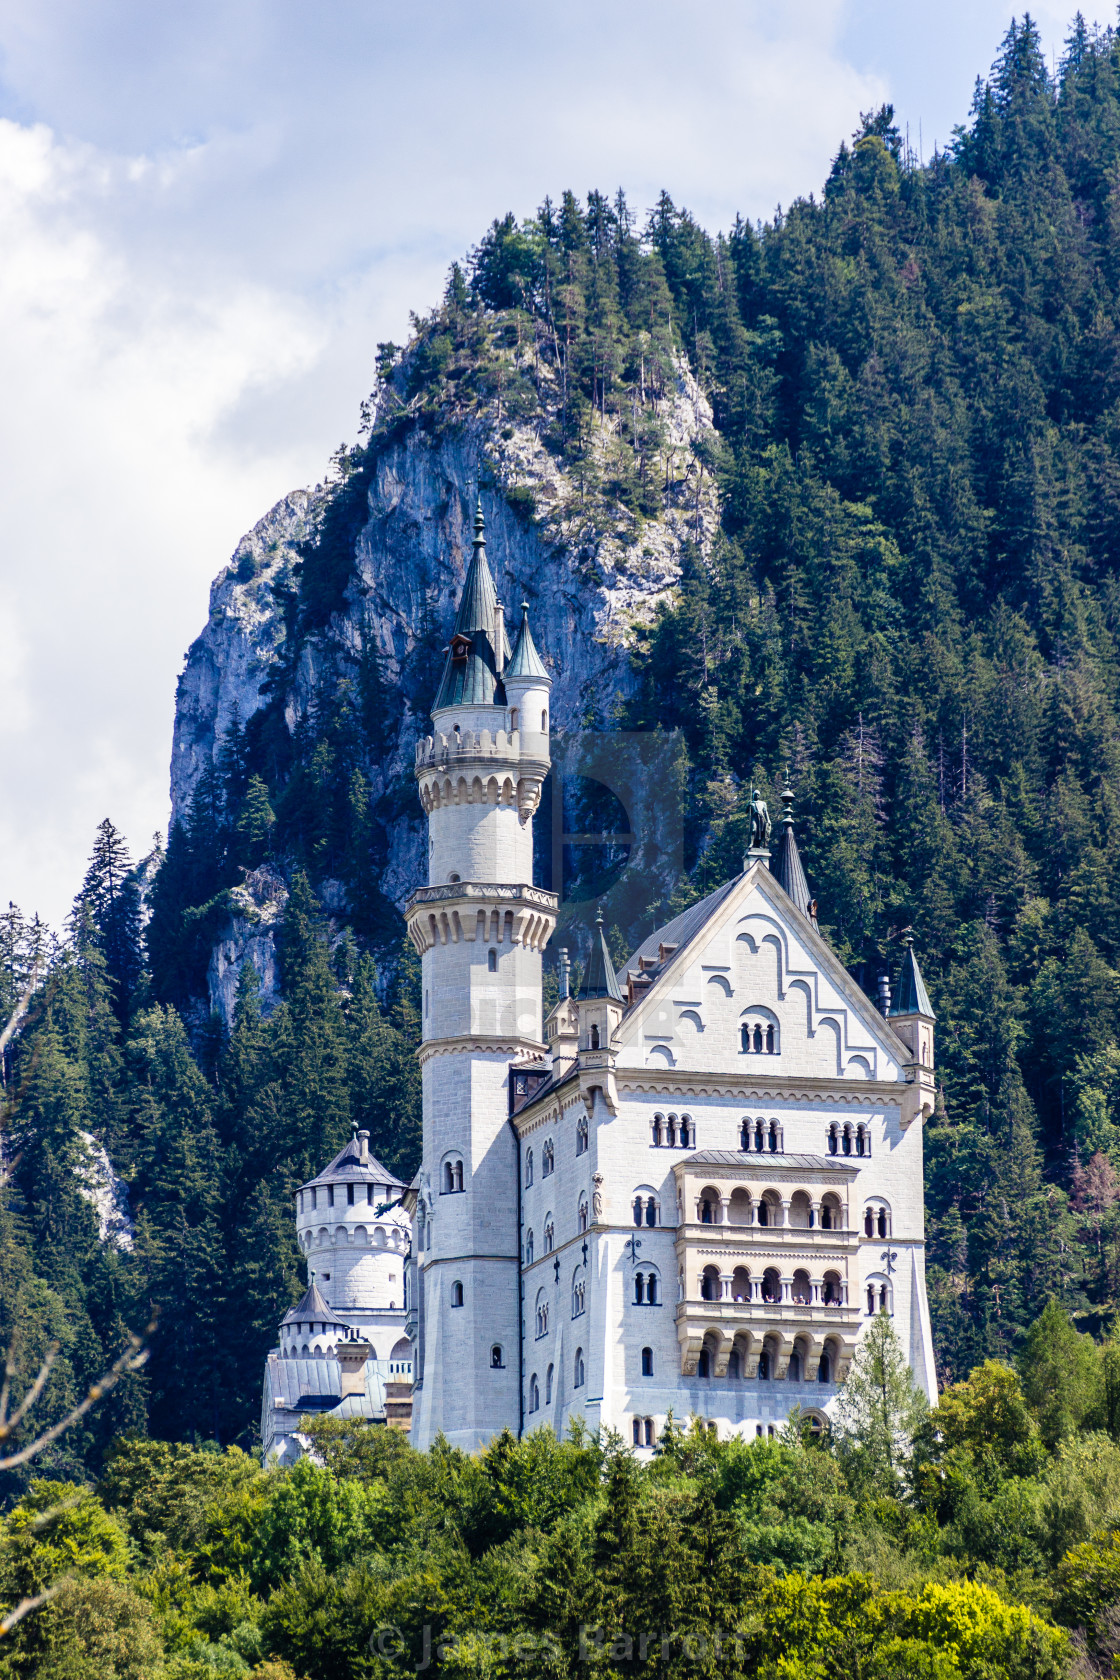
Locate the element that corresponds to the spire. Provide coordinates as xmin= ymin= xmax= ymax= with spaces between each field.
xmin=506 ymin=600 xmax=548 ymax=680
xmin=770 ymin=783 xmax=813 ymax=919
xmin=578 ymin=907 xmax=623 ymax=1003
xmin=891 ymin=932 xmax=935 ymax=1019
xmin=432 ymin=493 xmax=506 ymax=711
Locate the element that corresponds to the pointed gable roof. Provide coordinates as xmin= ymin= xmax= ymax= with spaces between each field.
xmin=770 ymin=784 xmax=813 ymax=919
xmin=578 ymin=907 xmax=624 ymax=1002
xmin=506 ymin=601 xmax=548 ymax=680
xmin=433 ymin=498 xmax=506 ymax=712
xmin=891 ymin=935 xmax=935 ymax=1019
xmin=300 ymin=1133 xmax=405 ymax=1194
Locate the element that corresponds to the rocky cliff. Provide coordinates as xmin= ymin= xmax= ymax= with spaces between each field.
xmin=168 ymin=328 xmax=720 ymax=1024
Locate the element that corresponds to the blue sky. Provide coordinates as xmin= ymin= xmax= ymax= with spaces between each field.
xmin=0 ymin=0 xmax=1085 ymax=926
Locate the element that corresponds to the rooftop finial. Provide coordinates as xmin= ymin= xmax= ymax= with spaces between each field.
xmin=474 ymin=492 xmax=485 ymax=546
xmin=769 ymin=777 xmax=814 ymax=920
xmin=559 ymin=947 xmax=571 ymax=1000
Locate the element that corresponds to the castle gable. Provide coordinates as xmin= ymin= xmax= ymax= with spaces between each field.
xmin=614 ymin=863 xmax=907 ymax=1083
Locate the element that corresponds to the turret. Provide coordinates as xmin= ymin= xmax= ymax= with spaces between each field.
xmin=577 ymin=909 xmax=623 ymax=1116
xmin=770 ymin=784 xmax=815 ymax=923
xmin=890 ymin=932 xmax=936 ymax=1126
xmin=504 ymin=600 xmax=551 ymax=763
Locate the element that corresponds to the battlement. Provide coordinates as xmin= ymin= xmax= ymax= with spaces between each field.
xmin=416 ymin=728 xmax=529 ymax=770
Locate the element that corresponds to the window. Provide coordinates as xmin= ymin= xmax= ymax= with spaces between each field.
xmin=698 ymin=1349 xmax=711 ymax=1378
xmin=544 ymin=1220 xmax=554 ymax=1253
xmin=572 ymin=1271 xmax=586 ymax=1316
xmin=525 ymin=1229 xmax=534 ymax=1265
xmin=443 ymin=1159 xmax=464 ymax=1194
xmin=651 ymin=1114 xmax=663 ymax=1146
xmin=347 ymin=1183 xmax=354 ymax=1205
xmin=758 ymin=1350 xmax=771 ymax=1380
xmin=818 ymin=1352 xmax=832 ymax=1384
xmin=491 ymin=1345 xmax=504 ymax=1368
xmin=590 ymin=1023 xmax=600 ymax=1049
xmin=863 ymin=1202 xmax=891 ymax=1238
xmin=535 ymin=1290 xmax=549 ymax=1338
xmin=529 ymin=1374 xmax=539 ymax=1412
xmin=574 ymin=1348 xmax=585 ymax=1387
xmin=828 ymin=1123 xmax=838 ymax=1156
xmin=576 ymin=1116 xmax=588 ymax=1155
xmin=328 ymin=1185 xmax=335 ymax=1208
xmin=488 ymin=948 xmax=497 ymax=972
xmin=680 ymin=1114 xmax=694 ymax=1147
xmin=700 ymin=1265 xmax=721 ymax=1302
xmin=311 ymin=1187 xmax=317 ymax=1210
xmin=298 ymin=1191 xmax=304 ymax=1212
xmin=641 ymin=1346 xmax=653 ymax=1377
xmin=644 ymin=1417 xmax=655 ymax=1446
xmin=728 ymin=1350 xmax=740 ymax=1379
xmin=525 ymin=1150 xmax=533 ymax=1188
xmin=451 ymin=1281 xmax=464 ymax=1307
xmin=632 ymin=1417 xmax=643 ymax=1446
xmin=542 ymin=1139 xmax=555 ymax=1176
xmin=367 ymin=1184 xmax=374 ymax=1205
xmin=788 ymin=1351 xmax=802 ymax=1381
xmin=542 ymin=709 xmax=548 ymax=732
xmin=762 ymin=1268 xmax=781 ymax=1305
xmin=546 ymin=1364 xmax=554 ymax=1403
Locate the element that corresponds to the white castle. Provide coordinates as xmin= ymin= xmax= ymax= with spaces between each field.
xmin=402 ymin=502 xmax=938 ymax=1452
xmin=262 ymin=500 xmax=938 ymax=1458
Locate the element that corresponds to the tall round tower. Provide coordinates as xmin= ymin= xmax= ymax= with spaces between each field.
xmin=405 ymin=499 xmax=556 ymax=1451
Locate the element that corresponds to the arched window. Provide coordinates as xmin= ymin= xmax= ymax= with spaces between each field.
xmin=578 ymin=1197 xmax=588 ymax=1234
xmin=544 ymin=1220 xmax=554 ymax=1253
xmin=311 ymin=1188 xmax=317 ymax=1210
xmin=680 ymin=1114 xmax=694 ymax=1147
xmin=731 ymin=1266 xmax=750 ymax=1302
xmin=590 ymin=1024 xmax=600 ymax=1049
xmin=792 ymin=1269 xmax=811 ymax=1305
xmin=525 ymin=1150 xmax=534 ymax=1188
xmin=762 ymin=1267 xmax=781 ymax=1304
xmin=491 ymin=1345 xmax=504 ymax=1368
xmin=574 ymin=1348 xmax=585 ymax=1387
xmin=828 ymin=1123 xmax=838 ymax=1156
xmin=740 ymin=1119 xmax=750 ymax=1150
xmin=572 ymin=1270 xmax=586 ymax=1316
xmin=633 ymin=1197 xmax=643 ymax=1227
xmin=757 ymin=1198 xmax=769 ymax=1228
xmin=328 ymin=1186 xmax=335 ymax=1208
xmin=766 ymin=1024 xmax=775 ymax=1053
xmin=645 ymin=1196 xmax=658 ymax=1227
xmin=866 ymin=1284 xmax=875 ymax=1315
xmin=652 ymin=1115 xmax=663 ymax=1147
xmin=488 ymin=948 xmax=498 ymax=972
xmin=698 ymin=1349 xmax=711 ymax=1378
xmin=546 ymin=1363 xmax=554 ymax=1403
xmin=754 ymin=1120 xmax=765 ymax=1152
xmin=818 ymin=1352 xmax=832 ymax=1384
xmin=641 ymin=1346 xmax=653 ymax=1377
xmin=451 ymin=1280 xmax=464 ymax=1307
xmin=758 ymin=1350 xmax=771 ymax=1379
xmin=632 ymin=1417 xmax=643 ymax=1446
xmin=535 ymin=1290 xmax=549 ymax=1338
xmin=740 ymin=1024 xmax=751 ymax=1053
xmin=842 ymin=1125 xmax=852 ymax=1156
xmin=647 ymin=1271 xmax=658 ymax=1304
xmin=753 ymin=1024 xmax=764 ymax=1053
xmin=789 ymin=1350 xmax=802 ymax=1381
xmin=529 ymin=1374 xmax=539 ymax=1412
xmin=443 ymin=1159 xmax=464 ymax=1193
xmin=644 ymin=1417 xmax=655 ymax=1446
xmin=634 ymin=1272 xmax=645 ymax=1305
xmin=543 ymin=1139 xmax=555 ymax=1176
xmin=576 ymin=1116 xmax=588 ymax=1155
xmin=864 ymin=1209 xmax=873 ymax=1237
xmin=667 ymin=1113 xmax=678 ymax=1146
xmin=822 ymin=1272 xmax=842 ymax=1306
xmin=768 ymin=1120 xmax=780 ymax=1153
xmin=728 ymin=1350 xmax=740 ymax=1379
xmin=525 ymin=1229 xmax=534 ymax=1265
xmin=700 ymin=1265 xmax=721 ymax=1302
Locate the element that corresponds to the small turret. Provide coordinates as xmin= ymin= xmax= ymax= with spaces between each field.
xmin=433 ymin=499 xmax=507 ymax=713
xmin=577 ymin=908 xmax=623 ymax=1115
xmin=890 ymin=931 xmax=936 ymax=1127
xmin=544 ymin=945 xmax=579 ymax=1072
xmin=504 ymin=600 xmax=551 ymax=752
xmin=770 ymin=784 xmax=815 ymax=922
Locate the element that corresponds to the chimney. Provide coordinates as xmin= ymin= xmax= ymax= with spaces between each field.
xmin=357 ymin=1129 xmax=370 ymax=1165
xmin=335 ymin=1336 xmax=373 ymax=1399
xmin=877 ymin=972 xmax=891 ymax=1016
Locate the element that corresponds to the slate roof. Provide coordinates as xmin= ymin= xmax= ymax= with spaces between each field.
xmin=505 ymin=603 xmax=548 ymax=681
xmin=264 ymin=1353 xmax=386 ymax=1421
xmin=280 ymin=1282 xmax=348 ymax=1330
xmin=578 ymin=908 xmax=624 ymax=1003
xmin=433 ymin=500 xmax=509 ymax=712
xmin=892 ymin=939 xmax=935 ymax=1019
xmin=682 ymin=1150 xmax=858 ymax=1173
xmin=620 ymin=878 xmax=740 ymax=990
xmin=770 ymin=789 xmax=813 ymax=919
xmin=299 ymin=1135 xmax=406 ymax=1195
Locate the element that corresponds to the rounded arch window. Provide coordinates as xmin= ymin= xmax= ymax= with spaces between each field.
xmin=443 ymin=1158 xmax=464 ymax=1194
xmin=490 ymin=1344 xmax=504 ymax=1368
xmin=574 ymin=1347 xmax=585 ymax=1387
xmin=525 ymin=1149 xmax=533 ymax=1188
xmin=546 ymin=1363 xmax=554 ymax=1403
xmin=818 ymin=1350 xmax=833 ymax=1384
xmin=863 ymin=1200 xmax=892 ymax=1239
xmin=535 ymin=1289 xmax=549 ymax=1338
xmin=641 ymin=1346 xmax=653 ymax=1377
xmin=488 ymin=948 xmax=498 ymax=972
xmin=700 ymin=1264 xmax=721 ymax=1302
xmin=529 ymin=1373 xmax=539 ymax=1412
xmin=451 ymin=1280 xmax=464 ymax=1307
xmin=761 ymin=1267 xmax=782 ymax=1305
xmin=525 ymin=1229 xmax=534 ymax=1265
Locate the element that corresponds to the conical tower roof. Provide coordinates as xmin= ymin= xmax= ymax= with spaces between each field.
xmin=506 ymin=601 xmax=548 ymax=681
xmin=433 ymin=498 xmax=507 ymax=711
xmin=578 ymin=907 xmax=624 ymax=1003
xmin=299 ymin=1132 xmax=405 ymax=1193
xmin=769 ymin=785 xmax=813 ymax=919
xmin=891 ymin=934 xmax=935 ymax=1019
xmin=280 ymin=1281 xmax=347 ymax=1329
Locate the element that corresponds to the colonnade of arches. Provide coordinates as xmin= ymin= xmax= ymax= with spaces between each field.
xmin=697 ymin=1263 xmax=847 ymax=1307
xmin=686 ymin=1327 xmax=850 ymax=1385
xmin=694 ymin=1184 xmax=846 ymax=1230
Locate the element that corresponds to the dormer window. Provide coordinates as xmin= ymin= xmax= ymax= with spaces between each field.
xmin=451 ymin=634 xmax=472 ymax=660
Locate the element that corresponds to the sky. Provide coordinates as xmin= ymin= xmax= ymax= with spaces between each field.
xmin=0 ymin=0 xmax=1086 ymax=929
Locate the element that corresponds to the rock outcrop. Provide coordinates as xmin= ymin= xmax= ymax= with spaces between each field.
xmin=169 ymin=349 xmax=720 ymax=1025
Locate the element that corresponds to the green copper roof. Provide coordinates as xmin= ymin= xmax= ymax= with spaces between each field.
xmin=506 ymin=601 xmax=548 ymax=681
xmin=433 ymin=499 xmax=507 ymax=712
xmin=891 ymin=936 xmax=935 ymax=1019
xmin=769 ymin=785 xmax=813 ymax=918
xmin=578 ymin=907 xmax=624 ymax=1003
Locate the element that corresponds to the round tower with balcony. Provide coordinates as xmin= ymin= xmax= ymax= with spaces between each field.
xmin=406 ymin=498 xmax=557 ymax=1451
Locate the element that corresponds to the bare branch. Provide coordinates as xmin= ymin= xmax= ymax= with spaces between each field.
xmin=0 ymin=956 xmax=45 ymax=1061
xmin=0 ymin=1317 xmax=155 ymax=1473
xmin=0 ymin=1344 xmax=59 ymax=1437
xmin=0 ymin=1583 xmax=62 ymax=1637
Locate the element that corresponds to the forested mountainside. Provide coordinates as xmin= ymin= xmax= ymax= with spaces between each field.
xmin=11 ymin=15 xmax=1120 ymax=1472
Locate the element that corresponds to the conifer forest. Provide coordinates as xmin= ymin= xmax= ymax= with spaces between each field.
xmin=18 ymin=14 xmax=1120 ymax=1677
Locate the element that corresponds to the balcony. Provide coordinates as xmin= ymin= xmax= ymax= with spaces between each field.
xmin=676 ymin=1220 xmax=859 ymax=1257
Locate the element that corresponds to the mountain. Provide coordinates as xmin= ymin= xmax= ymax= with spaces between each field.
xmin=9 ymin=15 xmax=1120 ymax=1460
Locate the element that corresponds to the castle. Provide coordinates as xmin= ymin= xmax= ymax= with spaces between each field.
xmin=263 ymin=499 xmax=938 ymax=1458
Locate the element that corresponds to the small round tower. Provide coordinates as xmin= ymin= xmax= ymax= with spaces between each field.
xmin=287 ymin=1129 xmax=411 ymax=1362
